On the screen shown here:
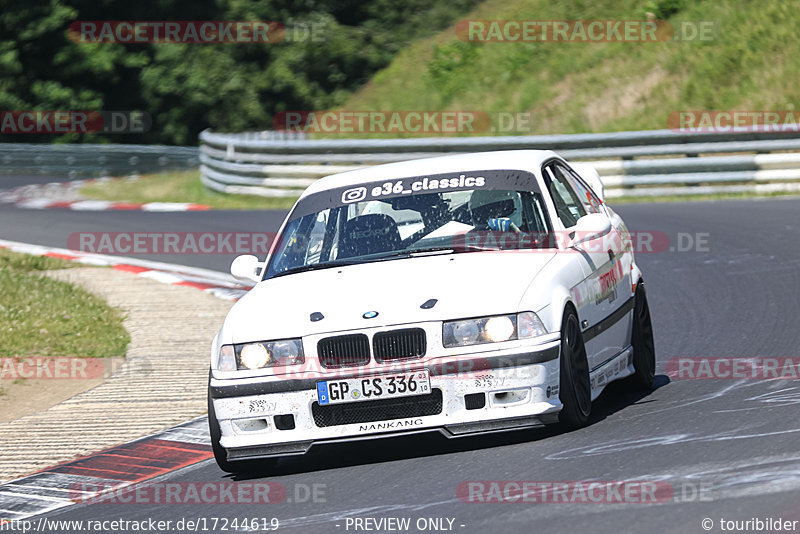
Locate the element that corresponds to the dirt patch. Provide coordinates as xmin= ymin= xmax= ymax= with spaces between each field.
xmin=583 ymin=66 xmax=672 ymax=129
xmin=0 ymin=358 xmax=125 ymax=423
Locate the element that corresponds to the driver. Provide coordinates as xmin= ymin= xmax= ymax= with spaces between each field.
xmin=467 ymin=190 xmax=522 ymax=233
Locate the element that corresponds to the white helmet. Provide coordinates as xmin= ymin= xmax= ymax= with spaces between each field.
xmin=468 ymin=190 xmax=518 ymax=227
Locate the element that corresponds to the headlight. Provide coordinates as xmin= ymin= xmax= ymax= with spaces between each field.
xmin=484 ymin=316 xmax=515 ymax=342
xmin=517 ymin=311 xmax=548 ymax=339
xmin=452 ymin=320 xmax=480 ymax=345
xmin=443 ymin=314 xmax=516 ymax=347
xmin=443 ymin=312 xmax=547 ymax=348
xmin=217 ymin=339 xmax=305 ymax=370
xmin=240 ymin=343 xmax=270 ymax=369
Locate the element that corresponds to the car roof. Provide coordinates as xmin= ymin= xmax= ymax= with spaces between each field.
xmin=299 ymin=149 xmax=559 ymax=199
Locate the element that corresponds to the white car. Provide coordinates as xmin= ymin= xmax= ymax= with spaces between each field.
xmin=208 ymin=150 xmax=655 ymax=473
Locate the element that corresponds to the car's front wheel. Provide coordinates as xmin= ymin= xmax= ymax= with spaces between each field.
xmin=557 ymin=307 xmax=591 ymax=428
xmin=208 ymin=393 xmax=278 ymax=474
xmin=627 ymin=282 xmax=656 ymax=390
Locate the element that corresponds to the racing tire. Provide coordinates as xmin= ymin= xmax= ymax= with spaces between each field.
xmin=558 ymin=308 xmax=592 ymax=429
xmin=208 ymin=393 xmax=278 ymax=474
xmin=627 ymin=283 xmax=656 ymax=390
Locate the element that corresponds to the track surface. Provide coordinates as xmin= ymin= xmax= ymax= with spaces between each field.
xmin=4 ymin=198 xmax=800 ymax=533
xmin=0 ymin=206 xmax=286 ymax=271
xmin=0 ymin=174 xmax=78 ymax=189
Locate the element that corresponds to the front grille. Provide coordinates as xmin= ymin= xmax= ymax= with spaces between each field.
xmin=317 ymin=334 xmax=371 ymax=368
xmin=373 ymin=328 xmax=427 ymax=362
xmin=312 ymin=389 xmax=443 ymax=427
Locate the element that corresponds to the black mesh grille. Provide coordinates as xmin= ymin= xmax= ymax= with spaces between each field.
xmin=373 ymin=328 xmax=427 ymax=362
xmin=464 ymin=393 xmax=486 ymax=410
xmin=317 ymin=334 xmax=371 ymax=368
xmin=273 ymin=414 xmax=295 ymax=430
xmin=312 ymin=389 xmax=443 ymax=427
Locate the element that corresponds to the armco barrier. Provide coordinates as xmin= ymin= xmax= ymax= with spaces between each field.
xmin=0 ymin=144 xmax=199 ymax=179
xmin=199 ymin=127 xmax=800 ymax=199
xmin=5 ymin=128 xmax=800 ymax=199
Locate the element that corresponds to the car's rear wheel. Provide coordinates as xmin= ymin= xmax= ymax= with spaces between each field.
xmin=208 ymin=393 xmax=278 ymax=474
xmin=627 ymin=283 xmax=656 ymax=390
xmin=558 ymin=307 xmax=591 ymax=428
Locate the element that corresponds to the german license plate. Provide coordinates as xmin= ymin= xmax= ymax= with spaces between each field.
xmin=316 ymin=370 xmax=430 ymax=405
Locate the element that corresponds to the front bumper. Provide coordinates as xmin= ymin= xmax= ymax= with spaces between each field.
xmin=209 ymin=340 xmax=562 ymax=462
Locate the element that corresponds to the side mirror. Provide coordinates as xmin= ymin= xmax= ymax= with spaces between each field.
xmin=569 ymin=213 xmax=612 ymax=247
xmin=230 ymin=255 xmax=261 ymax=283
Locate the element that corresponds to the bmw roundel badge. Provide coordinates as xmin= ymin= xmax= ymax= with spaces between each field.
xmin=362 ymin=310 xmax=379 ymax=319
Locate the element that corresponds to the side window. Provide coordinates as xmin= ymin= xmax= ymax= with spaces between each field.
xmin=544 ymin=164 xmax=586 ymax=228
xmin=563 ymin=166 xmax=603 ymax=214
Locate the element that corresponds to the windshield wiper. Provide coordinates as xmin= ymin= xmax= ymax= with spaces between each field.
xmin=268 ymin=245 xmax=499 ymax=279
xmin=268 ymin=259 xmax=359 ymax=279
xmin=369 ymin=244 xmax=501 ymax=261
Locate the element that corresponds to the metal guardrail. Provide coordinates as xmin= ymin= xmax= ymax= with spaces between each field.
xmin=200 ymin=127 xmax=800 ymax=199
xmin=5 ymin=128 xmax=799 ymax=199
xmin=0 ymin=143 xmax=200 ymax=178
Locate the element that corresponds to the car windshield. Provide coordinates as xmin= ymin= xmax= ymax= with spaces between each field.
xmin=264 ymin=177 xmax=554 ymax=279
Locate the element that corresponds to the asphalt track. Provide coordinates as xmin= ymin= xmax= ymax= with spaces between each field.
xmin=0 ymin=174 xmax=79 ymax=189
xmin=4 ymin=197 xmax=800 ymax=534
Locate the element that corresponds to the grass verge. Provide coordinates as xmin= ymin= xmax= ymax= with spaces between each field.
xmin=337 ymin=0 xmax=800 ymax=137
xmin=80 ymin=170 xmax=299 ymax=210
xmin=0 ymin=250 xmax=129 ymax=360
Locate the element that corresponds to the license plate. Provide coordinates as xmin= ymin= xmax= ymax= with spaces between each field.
xmin=317 ymin=370 xmax=430 ymax=405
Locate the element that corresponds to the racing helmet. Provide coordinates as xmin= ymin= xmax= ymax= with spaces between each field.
xmin=468 ymin=190 xmax=519 ymax=228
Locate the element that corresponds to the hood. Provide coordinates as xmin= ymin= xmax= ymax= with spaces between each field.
xmin=224 ymin=251 xmax=556 ymax=343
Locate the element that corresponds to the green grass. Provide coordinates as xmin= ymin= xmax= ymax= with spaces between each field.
xmin=0 ymin=250 xmax=129 ymax=358
xmin=86 ymin=0 xmax=800 ymax=205
xmin=80 ymin=170 xmax=299 ymax=210
xmin=334 ymin=0 xmax=800 ymax=137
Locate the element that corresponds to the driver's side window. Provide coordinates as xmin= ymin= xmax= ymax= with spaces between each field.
xmin=544 ymin=163 xmax=586 ymax=228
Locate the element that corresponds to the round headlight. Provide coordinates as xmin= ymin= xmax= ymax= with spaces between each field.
xmin=272 ymin=340 xmax=300 ymax=363
xmin=453 ymin=321 xmax=480 ymax=345
xmin=484 ymin=316 xmax=515 ymax=342
xmin=239 ymin=343 xmax=270 ymax=369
